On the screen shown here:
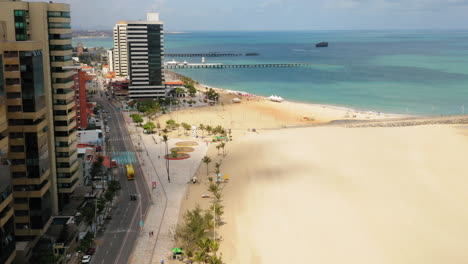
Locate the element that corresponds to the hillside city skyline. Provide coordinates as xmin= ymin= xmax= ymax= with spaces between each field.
xmin=28 ymin=0 xmax=468 ymax=31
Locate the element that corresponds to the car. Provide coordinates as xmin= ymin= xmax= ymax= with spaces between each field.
xmin=86 ymin=248 xmax=96 ymax=255
xmin=82 ymin=255 xmax=92 ymax=263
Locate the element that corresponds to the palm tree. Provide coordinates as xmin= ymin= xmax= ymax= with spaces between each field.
xmin=193 ymin=250 xmax=207 ymax=264
xmin=206 ymin=125 xmax=213 ymax=135
xmin=207 ymin=255 xmax=224 ymax=264
xmin=199 ymin=124 xmax=205 ymax=136
xmin=163 ymin=135 xmax=170 ymax=182
xmin=215 ymin=145 xmax=221 ymax=156
xmin=214 ymin=162 xmax=221 ymax=174
xmin=202 ymin=156 xmax=212 ymax=176
xmin=219 ymin=143 xmax=226 ymax=157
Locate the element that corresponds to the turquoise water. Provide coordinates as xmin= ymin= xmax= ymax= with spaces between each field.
xmin=74 ymin=31 xmax=468 ymax=115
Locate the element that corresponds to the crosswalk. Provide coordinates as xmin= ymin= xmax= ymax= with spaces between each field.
xmin=106 ymin=135 xmax=132 ymax=143
xmin=109 ymin=151 xmax=137 ymax=164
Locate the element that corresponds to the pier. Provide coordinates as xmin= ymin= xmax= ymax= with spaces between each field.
xmin=165 ymin=63 xmax=310 ymax=69
xmin=165 ymin=53 xmax=243 ymax=57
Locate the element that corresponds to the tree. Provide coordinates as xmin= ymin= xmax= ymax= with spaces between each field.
xmin=214 ymin=162 xmax=221 ymax=174
xmin=166 ymin=119 xmax=176 ymax=130
xmin=202 ymin=156 xmax=212 ymax=176
xmin=90 ymin=155 xmax=104 ymax=180
xmin=181 ymin=122 xmax=191 ymax=136
xmin=142 ymin=121 xmax=156 ymax=133
xmin=199 ymin=124 xmax=205 ymax=136
xmin=219 ymin=143 xmax=226 ymax=157
xmin=206 ymin=125 xmax=213 ymax=135
xmin=216 ymin=145 xmax=221 ymax=156
xmin=131 ymin=114 xmax=144 ymax=126
xmin=163 ymin=135 xmax=170 ymax=182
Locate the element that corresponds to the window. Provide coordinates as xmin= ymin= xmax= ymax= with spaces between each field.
xmin=47 ymin=11 xmax=70 ymax=18
xmin=14 ymin=10 xmax=28 ymax=41
xmin=48 ymin=22 xmax=71 ymax=29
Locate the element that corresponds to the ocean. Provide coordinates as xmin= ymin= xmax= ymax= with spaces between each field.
xmin=73 ymin=30 xmax=468 ymax=115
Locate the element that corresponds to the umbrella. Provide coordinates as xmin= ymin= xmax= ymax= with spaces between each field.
xmin=172 ymin=248 xmax=183 ymax=254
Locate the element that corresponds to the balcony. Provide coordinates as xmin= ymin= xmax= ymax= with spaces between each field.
xmin=48 ymin=17 xmax=71 ymax=23
xmin=53 ymin=100 xmax=75 ymax=111
xmin=56 ymin=139 xmax=78 ymax=153
xmin=0 ymin=207 xmax=14 ymax=227
xmin=6 ymin=98 xmax=22 ymax=105
xmin=54 ymin=119 xmax=76 ymax=132
xmin=8 ymin=152 xmax=25 ymax=159
xmin=58 ymin=178 xmax=79 ymax=194
xmin=57 ymin=160 xmax=79 ymax=173
xmin=53 ymin=80 xmax=74 ymax=89
xmin=12 ymin=168 xmax=50 ymax=186
xmin=8 ymin=119 xmax=47 ymax=133
xmin=54 ymin=109 xmax=76 ymax=121
xmin=5 ymin=84 xmax=21 ymax=93
xmin=48 ymin=28 xmax=72 ymax=35
xmin=14 ymin=228 xmax=43 ymax=237
xmin=13 ymin=180 xmax=51 ymax=198
xmin=13 ymin=203 xmax=28 ymax=211
xmin=51 ymin=60 xmax=73 ymax=68
xmin=52 ymin=70 xmax=74 ymax=79
xmin=50 ymin=49 xmax=73 ymax=57
xmin=57 ymin=168 xmax=80 ymax=184
xmin=13 ymin=215 xmax=29 ymax=224
xmin=4 ymin=71 xmax=21 ymax=79
xmin=4 ymin=57 xmax=19 ymax=65
xmin=0 ymin=134 xmax=8 ymax=152
xmin=55 ymin=130 xmax=77 ymax=142
xmin=56 ymin=151 xmax=78 ymax=163
xmin=0 ymin=193 xmax=13 ymax=215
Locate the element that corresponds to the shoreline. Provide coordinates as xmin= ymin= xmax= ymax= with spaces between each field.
xmin=166 ymin=70 xmax=409 ymax=121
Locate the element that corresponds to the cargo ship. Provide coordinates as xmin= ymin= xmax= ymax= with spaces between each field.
xmin=315 ymin=42 xmax=328 ymax=47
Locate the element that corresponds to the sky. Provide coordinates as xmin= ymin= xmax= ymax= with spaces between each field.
xmin=32 ymin=0 xmax=468 ymax=30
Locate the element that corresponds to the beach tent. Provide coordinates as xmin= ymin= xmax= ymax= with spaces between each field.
xmin=232 ymin=98 xmax=241 ymax=103
xmin=172 ymin=248 xmax=183 ymax=254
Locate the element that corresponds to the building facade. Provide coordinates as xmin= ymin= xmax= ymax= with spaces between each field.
xmin=112 ymin=23 xmax=128 ymax=76
xmin=0 ymin=0 xmax=80 ymax=250
xmin=112 ymin=13 xmax=166 ymax=99
xmin=0 ymin=49 xmax=16 ymax=264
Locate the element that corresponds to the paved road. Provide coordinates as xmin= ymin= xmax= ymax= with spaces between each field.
xmin=90 ymin=82 xmax=151 ymax=264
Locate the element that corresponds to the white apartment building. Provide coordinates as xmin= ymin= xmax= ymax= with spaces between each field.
xmin=112 ymin=22 xmax=128 ymax=76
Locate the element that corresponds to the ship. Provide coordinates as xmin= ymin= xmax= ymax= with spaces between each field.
xmin=315 ymin=42 xmax=328 ymax=48
xmin=245 ymin=52 xmax=260 ymax=56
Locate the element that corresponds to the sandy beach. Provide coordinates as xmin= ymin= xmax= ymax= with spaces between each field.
xmin=164 ymin=87 xmax=468 ymax=263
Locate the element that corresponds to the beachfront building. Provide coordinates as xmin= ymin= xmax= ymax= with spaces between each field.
xmin=112 ymin=22 xmax=128 ymax=76
xmin=0 ymin=1 xmax=81 ymax=259
xmin=0 ymin=49 xmax=16 ymax=264
xmin=112 ymin=13 xmax=166 ymax=99
xmin=107 ymin=49 xmax=114 ymax=72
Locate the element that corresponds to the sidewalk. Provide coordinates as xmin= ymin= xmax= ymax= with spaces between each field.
xmin=122 ymin=111 xmax=208 ymax=264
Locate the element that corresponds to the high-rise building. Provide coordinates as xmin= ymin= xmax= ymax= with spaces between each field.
xmin=0 ymin=0 xmax=80 ymax=250
xmin=112 ymin=13 xmax=166 ymax=99
xmin=0 ymin=50 xmax=16 ymax=264
xmin=112 ymin=22 xmax=128 ymax=76
xmin=107 ymin=48 xmax=114 ymax=72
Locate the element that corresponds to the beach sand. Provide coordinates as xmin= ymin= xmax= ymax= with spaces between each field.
xmin=160 ymin=86 xmax=468 ymax=264
xmin=177 ymin=121 xmax=468 ymax=263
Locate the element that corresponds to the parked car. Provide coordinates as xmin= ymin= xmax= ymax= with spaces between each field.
xmin=82 ymin=255 xmax=92 ymax=263
xmin=86 ymin=248 xmax=96 ymax=255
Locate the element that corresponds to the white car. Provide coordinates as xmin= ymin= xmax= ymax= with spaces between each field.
xmin=82 ymin=255 xmax=92 ymax=263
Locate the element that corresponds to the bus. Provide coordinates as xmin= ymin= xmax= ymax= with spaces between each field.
xmin=126 ymin=164 xmax=135 ymax=180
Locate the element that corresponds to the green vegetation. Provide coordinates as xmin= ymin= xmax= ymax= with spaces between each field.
xmin=181 ymin=122 xmax=191 ymax=135
xmin=202 ymin=156 xmax=212 ymax=176
xmin=142 ymin=121 xmax=156 ymax=133
xmin=31 ymin=237 xmax=60 ymax=264
xmin=90 ymin=156 xmax=104 ymax=180
xmin=206 ymin=88 xmax=220 ymax=101
xmin=130 ymin=114 xmax=144 ymax=126
xmin=175 ymin=156 xmax=226 ymax=264
xmin=77 ymin=232 xmax=95 ymax=252
xmin=137 ymin=99 xmax=161 ymax=116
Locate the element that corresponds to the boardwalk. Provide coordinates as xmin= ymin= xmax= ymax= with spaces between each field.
xmin=165 ymin=63 xmax=310 ymax=69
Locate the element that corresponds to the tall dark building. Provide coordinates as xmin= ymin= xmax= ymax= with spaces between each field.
xmin=113 ymin=13 xmax=166 ymax=99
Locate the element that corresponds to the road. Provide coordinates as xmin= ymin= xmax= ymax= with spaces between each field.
xmin=90 ymin=77 xmax=151 ymax=264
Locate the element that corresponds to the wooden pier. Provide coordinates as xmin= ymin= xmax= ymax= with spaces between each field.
xmin=165 ymin=63 xmax=310 ymax=69
xmin=165 ymin=53 xmax=243 ymax=57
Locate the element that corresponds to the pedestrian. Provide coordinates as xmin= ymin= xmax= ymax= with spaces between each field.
xmin=160 ymin=259 xmax=165 ymax=264
xmin=149 ymin=231 xmax=152 ymax=237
